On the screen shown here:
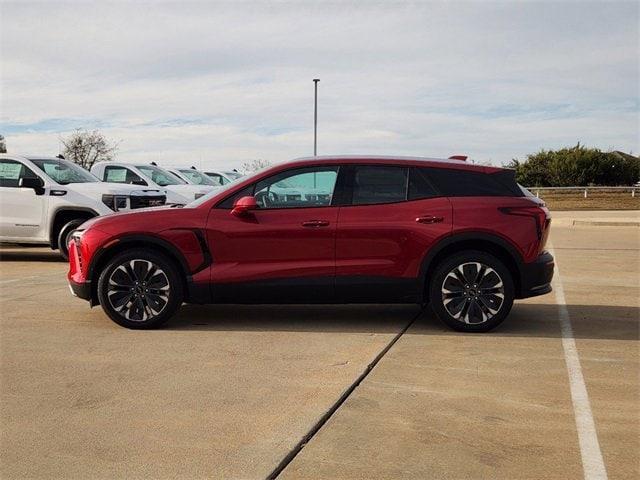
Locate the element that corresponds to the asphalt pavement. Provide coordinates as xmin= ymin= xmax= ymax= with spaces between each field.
xmin=1 ymin=211 xmax=638 ymax=479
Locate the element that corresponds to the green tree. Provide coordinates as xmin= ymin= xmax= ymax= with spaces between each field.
xmin=506 ymin=144 xmax=639 ymax=187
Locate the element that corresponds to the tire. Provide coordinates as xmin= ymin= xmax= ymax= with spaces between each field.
xmin=57 ymin=219 xmax=86 ymax=260
xmin=429 ymin=250 xmax=514 ymax=333
xmin=97 ymin=248 xmax=183 ymax=329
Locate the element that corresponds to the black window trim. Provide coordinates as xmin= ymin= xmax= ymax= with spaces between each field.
xmin=214 ymin=162 xmax=521 ymax=210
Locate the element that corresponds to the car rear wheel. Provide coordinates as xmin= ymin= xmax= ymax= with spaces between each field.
xmin=97 ymin=249 xmax=183 ymax=329
xmin=429 ymin=250 xmax=514 ymax=332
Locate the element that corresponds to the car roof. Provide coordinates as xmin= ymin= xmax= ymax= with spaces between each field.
xmin=0 ymin=154 xmax=61 ymax=162
xmin=281 ymin=155 xmax=503 ymax=173
xmin=93 ymin=161 xmax=167 ymax=169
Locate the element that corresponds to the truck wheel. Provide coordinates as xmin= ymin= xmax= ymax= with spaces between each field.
xmin=97 ymin=249 xmax=183 ymax=329
xmin=429 ymin=250 xmax=514 ymax=333
xmin=57 ymin=219 xmax=86 ymax=260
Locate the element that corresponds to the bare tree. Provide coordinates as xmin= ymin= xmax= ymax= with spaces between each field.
xmin=241 ymin=158 xmax=272 ymax=174
xmin=60 ymin=129 xmax=118 ymax=170
xmin=0 ymin=134 xmax=6 ymax=153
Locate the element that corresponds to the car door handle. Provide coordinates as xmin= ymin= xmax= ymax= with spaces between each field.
xmin=302 ymin=220 xmax=330 ymax=227
xmin=416 ymin=215 xmax=444 ymax=224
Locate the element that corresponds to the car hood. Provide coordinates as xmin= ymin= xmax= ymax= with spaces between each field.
xmin=81 ymin=204 xmax=203 ymax=234
xmin=165 ymin=184 xmax=217 ymax=195
xmin=63 ymin=182 xmax=164 ymax=196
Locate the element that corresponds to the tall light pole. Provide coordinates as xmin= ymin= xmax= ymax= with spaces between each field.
xmin=313 ymin=79 xmax=319 ymax=156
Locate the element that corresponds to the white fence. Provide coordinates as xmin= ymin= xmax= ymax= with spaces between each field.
xmin=528 ymin=186 xmax=637 ymax=198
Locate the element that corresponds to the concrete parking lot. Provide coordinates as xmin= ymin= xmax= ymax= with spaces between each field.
xmin=1 ymin=211 xmax=638 ymax=479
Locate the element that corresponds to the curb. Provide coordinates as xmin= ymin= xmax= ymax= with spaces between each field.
xmin=572 ymin=220 xmax=640 ymax=227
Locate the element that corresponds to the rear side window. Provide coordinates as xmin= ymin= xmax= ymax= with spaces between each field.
xmin=408 ymin=167 xmax=438 ymax=200
xmin=424 ymin=168 xmax=519 ymax=197
xmin=351 ymin=166 xmax=407 ymax=205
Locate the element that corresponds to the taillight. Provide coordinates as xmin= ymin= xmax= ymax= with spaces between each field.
xmin=499 ymin=206 xmax=550 ymax=241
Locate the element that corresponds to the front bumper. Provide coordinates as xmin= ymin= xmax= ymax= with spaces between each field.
xmin=67 ymin=235 xmax=93 ymax=302
xmin=518 ymin=250 xmax=555 ymax=298
xmin=69 ymin=279 xmax=92 ymax=300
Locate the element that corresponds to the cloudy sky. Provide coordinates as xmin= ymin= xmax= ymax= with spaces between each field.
xmin=1 ymin=0 xmax=638 ymax=170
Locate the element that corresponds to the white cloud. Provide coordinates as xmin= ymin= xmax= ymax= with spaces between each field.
xmin=1 ymin=0 xmax=638 ymax=169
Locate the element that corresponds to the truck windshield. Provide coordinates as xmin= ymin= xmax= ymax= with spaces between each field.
xmin=178 ymin=169 xmax=216 ymax=186
xmin=136 ymin=165 xmax=186 ymax=186
xmin=223 ymin=171 xmax=243 ymax=181
xmin=30 ymin=158 xmax=99 ymax=184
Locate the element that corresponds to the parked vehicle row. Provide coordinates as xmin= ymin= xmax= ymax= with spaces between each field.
xmin=67 ymin=155 xmax=554 ymax=333
xmin=0 ymin=155 xmax=167 ymax=258
xmin=204 ymin=169 xmax=243 ymax=186
xmin=0 ymin=155 xmax=243 ymax=258
xmin=90 ymin=162 xmax=218 ymax=204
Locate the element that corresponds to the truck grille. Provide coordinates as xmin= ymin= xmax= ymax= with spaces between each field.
xmin=130 ymin=194 xmax=166 ymax=209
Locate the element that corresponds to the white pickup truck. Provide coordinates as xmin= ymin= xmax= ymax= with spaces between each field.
xmin=0 ymin=154 xmax=166 ymax=258
xmin=91 ymin=162 xmax=216 ymax=204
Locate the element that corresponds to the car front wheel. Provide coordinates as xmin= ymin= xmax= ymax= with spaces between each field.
xmin=429 ymin=250 xmax=514 ymax=332
xmin=97 ymin=249 xmax=183 ymax=329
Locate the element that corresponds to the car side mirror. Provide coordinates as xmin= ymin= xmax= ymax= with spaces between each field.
xmin=131 ymin=179 xmax=148 ymax=186
xmin=19 ymin=177 xmax=45 ymax=195
xmin=231 ymin=196 xmax=258 ymax=216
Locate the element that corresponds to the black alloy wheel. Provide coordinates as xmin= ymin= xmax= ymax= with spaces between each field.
xmin=430 ymin=250 xmax=514 ymax=332
xmin=97 ymin=249 xmax=183 ymax=329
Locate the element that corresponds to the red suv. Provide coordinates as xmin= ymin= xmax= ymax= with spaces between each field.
xmin=68 ymin=156 xmax=554 ymax=332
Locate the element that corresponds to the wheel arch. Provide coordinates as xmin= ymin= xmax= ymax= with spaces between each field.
xmin=87 ymin=234 xmax=192 ymax=305
xmin=419 ymin=232 xmax=524 ymax=301
xmin=49 ymin=207 xmax=98 ymax=249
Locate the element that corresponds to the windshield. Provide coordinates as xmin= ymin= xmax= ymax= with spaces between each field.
xmin=178 ymin=169 xmax=216 ymax=186
xmin=136 ymin=165 xmax=186 ymax=186
xmin=189 ymin=163 xmax=275 ymax=207
xmin=223 ymin=171 xmax=243 ymax=181
xmin=188 ymin=179 xmax=237 ymax=207
xmin=274 ymin=179 xmax=295 ymax=189
xmin=30 ymin=158 xmax=99 ymax=184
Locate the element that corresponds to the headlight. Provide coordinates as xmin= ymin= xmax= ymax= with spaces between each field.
xmin=102 ymin=194 xmax=114 ymax=210
xmin=102 ymin=194 xmax=128 ymax=211
xmin=71 ymin=229 xmax=85 ymax=243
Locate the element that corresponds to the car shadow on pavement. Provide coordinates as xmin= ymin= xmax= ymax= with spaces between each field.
xmin=168 ymin=302 xmax=639 ymax=341
xmin=170 ymin=304 xmax=421 ymax=334
xmin=0 ymin=249 xmax=65 ymax=263
xmin=412 ymin=302 xmax=640 ymax=341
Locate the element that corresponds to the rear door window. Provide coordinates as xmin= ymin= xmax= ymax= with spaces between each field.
xmin=351 ymin=166 xmax=408 ymax=205
xmin=408 ymin=167 xmax=439 ymax=200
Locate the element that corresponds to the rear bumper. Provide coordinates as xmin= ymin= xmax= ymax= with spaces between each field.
xmin=69 ymin=279 xmax=92 ymax=301
xmin=518 ymin=251 xmax=554 ymax=298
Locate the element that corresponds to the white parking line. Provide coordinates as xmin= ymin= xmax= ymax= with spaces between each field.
xmin=0 ymin=273 xmax=62 ymax=285
xmin=550 ymin=246 xmax=608 ymax=480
